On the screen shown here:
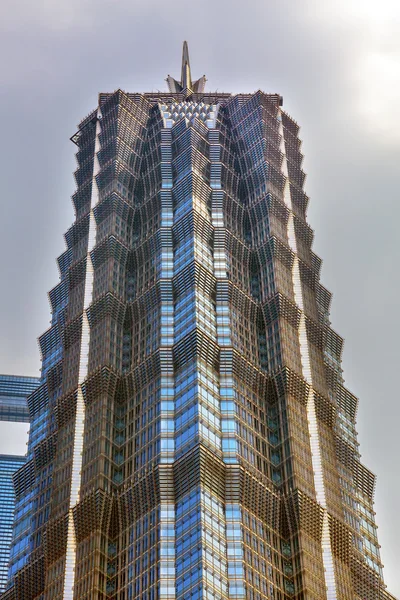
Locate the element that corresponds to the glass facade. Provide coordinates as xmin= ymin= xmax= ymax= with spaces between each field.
xmin=1 ymin=44 xmax=397 ymax=600
xmin=0 ymin=456 xmax=26 ymax=593
xmin=0 ymin=375 xmax=39 ymax=423
xmin=0 ymin=375 xmax=40 ymax=594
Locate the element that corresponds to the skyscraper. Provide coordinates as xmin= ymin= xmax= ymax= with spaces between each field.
xmin=2 ymin=43 xmax=396 ymax=600
xmin=0 ymin=455 xmax=26 ymax=593
xmin=0 ymin=375 xmax=40 ymax=592
xmin=0 ymin=375 xmax=38 ymax=423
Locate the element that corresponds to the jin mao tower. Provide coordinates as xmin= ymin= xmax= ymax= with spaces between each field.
xmin=3 ymin=43 xmax=396 ymax=600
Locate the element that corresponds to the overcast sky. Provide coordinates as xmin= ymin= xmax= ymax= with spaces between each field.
xmin=0 ymin=0 xmax=399 ymax=594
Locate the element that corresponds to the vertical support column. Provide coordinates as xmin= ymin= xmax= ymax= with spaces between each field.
xmin=278 ymin=109 xmax=338 ymax=600
xmin=158 ymin=127 xmax=176 ymax=600
xmin=63 ymin=109 xmax=102 ymax=600
xmin=170 ymin=109 xmax=227 ymax=600
xmin=210 ymin=124 xmax=245 ymax=600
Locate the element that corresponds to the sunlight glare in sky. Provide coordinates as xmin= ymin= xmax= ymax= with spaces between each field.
xmin=306 ymin=0 xmax=400 ymax=141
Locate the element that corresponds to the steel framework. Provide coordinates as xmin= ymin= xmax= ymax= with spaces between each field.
xmin=2 ymin=43 xmax=397 ymax=600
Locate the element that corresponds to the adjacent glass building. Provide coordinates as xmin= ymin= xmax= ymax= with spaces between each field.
xmin=0 ymin=375 xmax=40 ymax=593
xmin=0 ymin=455 xmax=26 ymax=592
xmin=0 ymin=375 xmax=39 ymax=423
xmin=2 ymin=44 xmax=397 ymax=600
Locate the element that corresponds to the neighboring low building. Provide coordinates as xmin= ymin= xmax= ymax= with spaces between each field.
xmin=0 ymin=375 xmax=40 ymax=592
xmin=0 ymin=456 xmax=26 ymax=592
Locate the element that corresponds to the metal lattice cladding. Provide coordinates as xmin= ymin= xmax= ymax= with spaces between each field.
xmin=2 ymin=43 xmax=397 ymax=600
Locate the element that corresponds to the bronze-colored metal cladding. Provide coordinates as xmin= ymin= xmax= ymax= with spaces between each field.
xmin=4 ymin=43 xmax=396 ymax=600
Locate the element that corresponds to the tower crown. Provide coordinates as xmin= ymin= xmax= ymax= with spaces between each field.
xmin=166 ymin=41 xmax=207 ymax=96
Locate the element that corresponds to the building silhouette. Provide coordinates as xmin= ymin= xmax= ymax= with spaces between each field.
xmin=0 ymin=375 xmax=39 ymax=592
xmin=2 ymin=43 xmax=396 ymax=600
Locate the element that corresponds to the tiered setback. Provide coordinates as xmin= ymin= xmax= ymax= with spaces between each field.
xmin=2 ymin=89 xmax=396 ymax=600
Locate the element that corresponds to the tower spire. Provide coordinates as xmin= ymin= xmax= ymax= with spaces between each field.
xmin=166 ymin=41 xmax=207 ymax=96
xmin=181 ymin=41 xmax=192 ymax=91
